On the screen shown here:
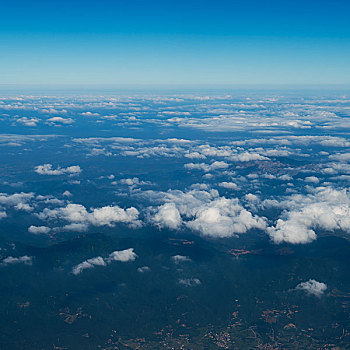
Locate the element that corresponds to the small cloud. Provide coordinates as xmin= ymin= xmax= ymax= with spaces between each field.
xmin=72 ymin=248 xmax=137 ymax=275
xmin=0 ymin=192 xmax=34 ymax=212
xmin=28 ymin=225 xmax=51 ymax=234
xmin=219 ymin=182 xmax=238 ymax=190
xmin=184 ymin=161 xmax=229 ymax=173
xmin=305 ymin=176 xmax=319 ymax=184
xmin=178 ymin=278 xmax=201 ymax=287
xmin=296 ymin=279 xmax=327 ymax=297
xmin=38 ymin=203 xmax=141 ymax=230
xmin=34 ymin=164 xmax=82 ymax=175
xmin=81 ymin=111 xmax=100 ymax=117
xmin=137 ymin=266 xmax=151 ymax=273
xmin=72 ymin=256 xmax=106 ymax=275
xmin=88 ymin=148 xmax=112 ymax=157
xmin=245 ymin=193 xmax=259 ymax=202
xmin=16 ymin=117 xmax=39 ymax=127
xmin=119 ymin=177 xmax=151 ymax=186
xmin=1 ymin=256 xmax=33 ymax=266
xmin=171 ymin=255 xmax=191 ymax=264
xmin=47 ymin=117 xmax=74 ymax=124
xmin=107 ymin=248 xmax=138 ymax=263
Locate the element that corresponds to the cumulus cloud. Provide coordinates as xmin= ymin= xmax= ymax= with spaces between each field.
xmin=16 ymin=117 xmax=39 ymax=127
xmin=1 ymin=256 xmax=33 ymax=266
xmin=148 ymin=188 xmax=266 ymax=238
xmin=219 ymin=182 xmax=238 ymax=190
xmin=38 ymin=203 xmax=141 ymax=231
xmin=266 ymin=186 xmax=350 ymax=244
xmin=89 ymin=206 xmax=140 ymax=228
xmin=62 ymin=223 xmax=89 ymax=232
xmin=88 ymin=148 xmax=112 ymax=157
xmin=34 ymin=164 xmax=82 ymax=175
xmin=47 ymin=117 xmax=74 ymax=124
xmin=187 ymin=198 xmax=266 ymax=237
xmin=72 ymin=248 xmax=137 ymax=275
xmin=28 ymin=225 xmax=51 ymax=234
xmin=228 ymin=152 xmax=268 ymax=162
xmin=305 ymin=176 xmax=319 ymax=184
xmin=153 ymin=203 xmax=181 ymax=230
xmin=172 ymin=255 xmax=191 ymax=264
xmin=295 ymin=279 xmax=327 ymax=297
xmin=0 ymin=192 xmax=34 ymax=211
xmin=184 ymin=152 xmax=206 ymax=159
xmin=81 ymin=111 xmax=100 ymax=117
xmin=245 ymin=193 xmax=259 ymax=202
xmin=72 ymin=256 xmax=106 ymax=275
xmin=178 ymin=278 xmax=201 ymax=287
xmin=119 ymin=177 xmax=151 ymax=186
xmin=106 ymin=248 xmax=137 ymax=263
xmin=329 ymin=153 xmax=350 ymax=162
xmin=184 ymin=161 xmax=229 ymax=172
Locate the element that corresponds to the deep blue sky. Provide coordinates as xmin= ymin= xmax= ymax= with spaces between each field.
xmin=1 ymin=0 xmax=350 ymax=86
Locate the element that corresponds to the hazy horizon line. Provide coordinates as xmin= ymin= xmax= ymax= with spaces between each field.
xmin=0 ymin=83 xmax=349 ymax=93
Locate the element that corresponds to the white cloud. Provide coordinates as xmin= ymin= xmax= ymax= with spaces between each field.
xmin=88 ymin=148 xmax=112 ymax=157
xmin=81 ymin=111 xmax=100 ymax=117
xmin=106 ymin=248 xmax=138 ymax=263
xmin=187 ymin=198 xmax=266 ymax=237
xmin=245 ymin=193 xmax=259 ymax=202
xmin=153 ymin=203 xmax=181 ymax=230
xmin=267 ymin=219 xmax=317 ymax=244
xmin=35 ymin=164 xmax=82 ymax=176
xmin=184 ymin=163 xmax=210 ymax=172
xmin=172 ymin=255 xmax=191 ymax=264
xmin=329 ymin=153 xmax=350 ymax=162
xmin=89 ymin=206 xmax=140 ymax=228
xmin=16 ymin=117 xmax=39 ymax=127
xmin=119 ymin=177 xmax=151 ymax=186
xmin=219 ymin=182 xmax=238 ymax=190
xmin=1 ymin=256 xmax=33 ymax=266
xmin=28 ymin=225 xmax=51 ymax=234
xmin=72 ymin=256 xmax=106 ymax=275
xmin=184 ymin=152 xmax=206 ymax=159
xmin=184 ymin=161 xmax=229 ymax=172
xmin=0 ymin=192 xmax=34 ymax=211
xmin=228 ymin=152 xmax=268 ymax=162
xmin=305 ymin=176 xmax=319 ymax=184
xmin=72 ymin=248 xmax=137 ymax=275
xmin=47 ymin=117 xmax=74 ymax=124
xmin=266 ymin=186 xmax=350 ymax=244
xmin=296 ymin=279 xmax=327 ymax=297
xmin=178 ymin=278 xmax=201 ymax=287
xmin=38 ymin=203 xmax=141 ymax=230
xmin=148 ymin=188 xmax=266 ymax=238
xmin=278 ymin=174 xmax=292 ymax=181
xmin=232 ymin=135 xmax=350 ymax=148
xmin=62 ymin=223 xmax=89 ymax=232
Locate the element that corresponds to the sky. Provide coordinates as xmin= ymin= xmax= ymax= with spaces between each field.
xmin=0 ymin=0 xmax=350 ymax=86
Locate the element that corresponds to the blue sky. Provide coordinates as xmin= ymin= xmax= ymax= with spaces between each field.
xmin=1 ymin=0 xmax=350 ymax=86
